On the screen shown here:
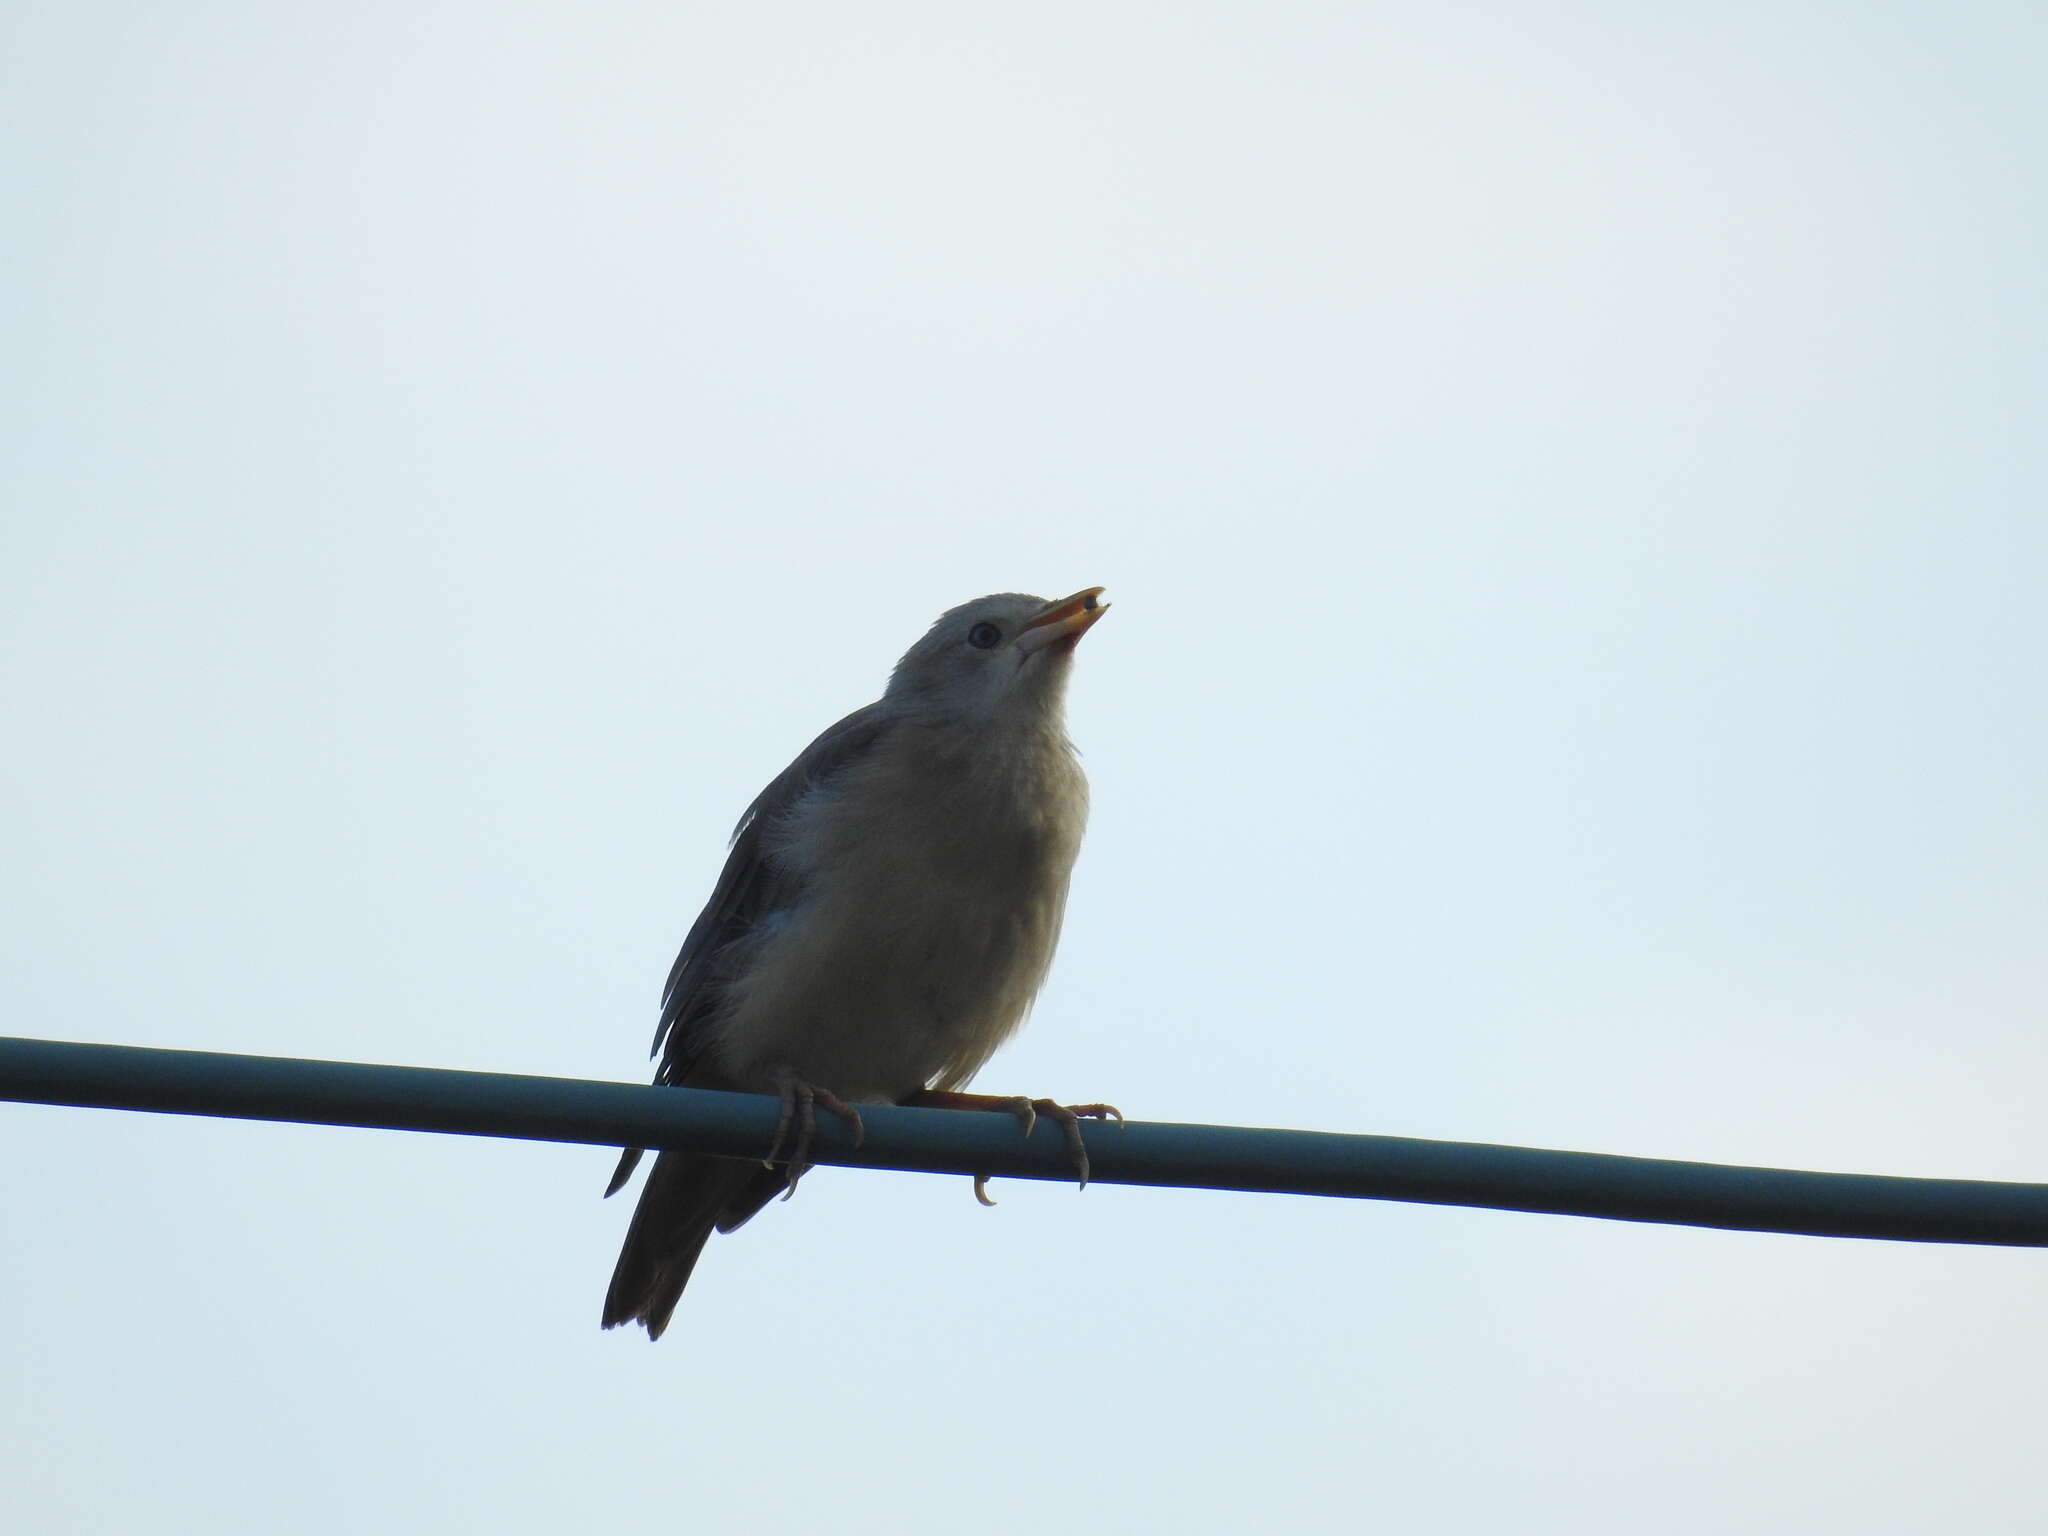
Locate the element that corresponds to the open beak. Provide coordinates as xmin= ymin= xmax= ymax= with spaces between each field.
xmin=1015 ymin=586 xmax=1110 ymax=655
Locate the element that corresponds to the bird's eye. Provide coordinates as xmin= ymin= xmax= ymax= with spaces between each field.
xmin=967 ymin=622 xmax=1002 ymax=650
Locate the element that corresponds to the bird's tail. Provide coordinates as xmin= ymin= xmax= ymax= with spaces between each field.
xmin=601 ymin=1151 xmax=782 ymax=1339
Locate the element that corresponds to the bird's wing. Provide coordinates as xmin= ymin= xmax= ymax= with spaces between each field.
xmin=606 ymin=702 xmax=894 ymax=1198
xmin=646 ymin=700 xmax=895 ymax=1080
xmin=647 ymin=704 xmax=888 ymax=1073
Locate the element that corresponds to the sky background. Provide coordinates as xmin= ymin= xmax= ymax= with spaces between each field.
xmin=4 ymin=3 xmax=2046 ymax=1531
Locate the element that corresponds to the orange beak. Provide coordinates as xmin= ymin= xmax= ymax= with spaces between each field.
xmin=1014 ymin=587 xmax=1110 ymax=654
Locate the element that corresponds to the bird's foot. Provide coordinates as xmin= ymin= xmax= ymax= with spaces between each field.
xmin=908 ymin=1089 xmax=1123 ymax=1198
xmin=762 ymin=1073 xmax=865 ymax=1199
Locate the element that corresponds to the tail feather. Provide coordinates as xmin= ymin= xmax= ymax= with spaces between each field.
xmin=601 ymin=1152 xmax=785 ymax=1338
xmin=603 ymin=1146 xmax=643 ymax=1199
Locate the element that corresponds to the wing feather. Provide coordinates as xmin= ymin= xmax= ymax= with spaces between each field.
xmin=649 ymin=700 xmax=894 ymax=1077
xmin=605 ymin=702 xmax=894 ymax=1197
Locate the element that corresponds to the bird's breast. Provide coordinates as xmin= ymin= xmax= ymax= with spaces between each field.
xmin=710 ymin=724 xmax=1087 ymax=1100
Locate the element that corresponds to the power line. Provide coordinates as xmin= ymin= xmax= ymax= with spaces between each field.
xmin=3 ymin=1033 xmax=2043 ymax=1246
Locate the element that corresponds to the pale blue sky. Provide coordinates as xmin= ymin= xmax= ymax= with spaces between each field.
xmin=4 ymin=4 xmax=2045 ymax=1532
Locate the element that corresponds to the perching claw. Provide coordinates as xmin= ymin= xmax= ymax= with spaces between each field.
xmin=909 ymin=1088 xmax=1123 ymax=1190
xmin=762 ymin=1073 xmax=865 ymax=1198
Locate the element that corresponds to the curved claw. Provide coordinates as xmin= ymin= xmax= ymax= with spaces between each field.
xmin=908 ymin=1088 xmax=1123 ymax=1193
xmin=1015 ymin=1099 xmax=1123 ymax=1190
xmin=762 ymin=1074 xmax=866 ymax=1200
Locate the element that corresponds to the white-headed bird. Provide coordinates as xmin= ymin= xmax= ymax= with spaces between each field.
xmin=603 ymin=588 xmax=1114 ymax=1338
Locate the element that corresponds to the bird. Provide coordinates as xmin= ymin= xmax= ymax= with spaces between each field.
xmin=602 ymin=586 xmax=1116 ymax=1339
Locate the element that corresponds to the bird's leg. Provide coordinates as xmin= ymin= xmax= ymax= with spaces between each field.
xmin=907 ymin=1088 xmax=1123 ymax=1195
xmin=762 ymin=1071 xmax=865 ymax=1199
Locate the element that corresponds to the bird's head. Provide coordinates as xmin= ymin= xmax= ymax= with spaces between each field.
xmin=884 ymin=588 xmax=1110 ymax=723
